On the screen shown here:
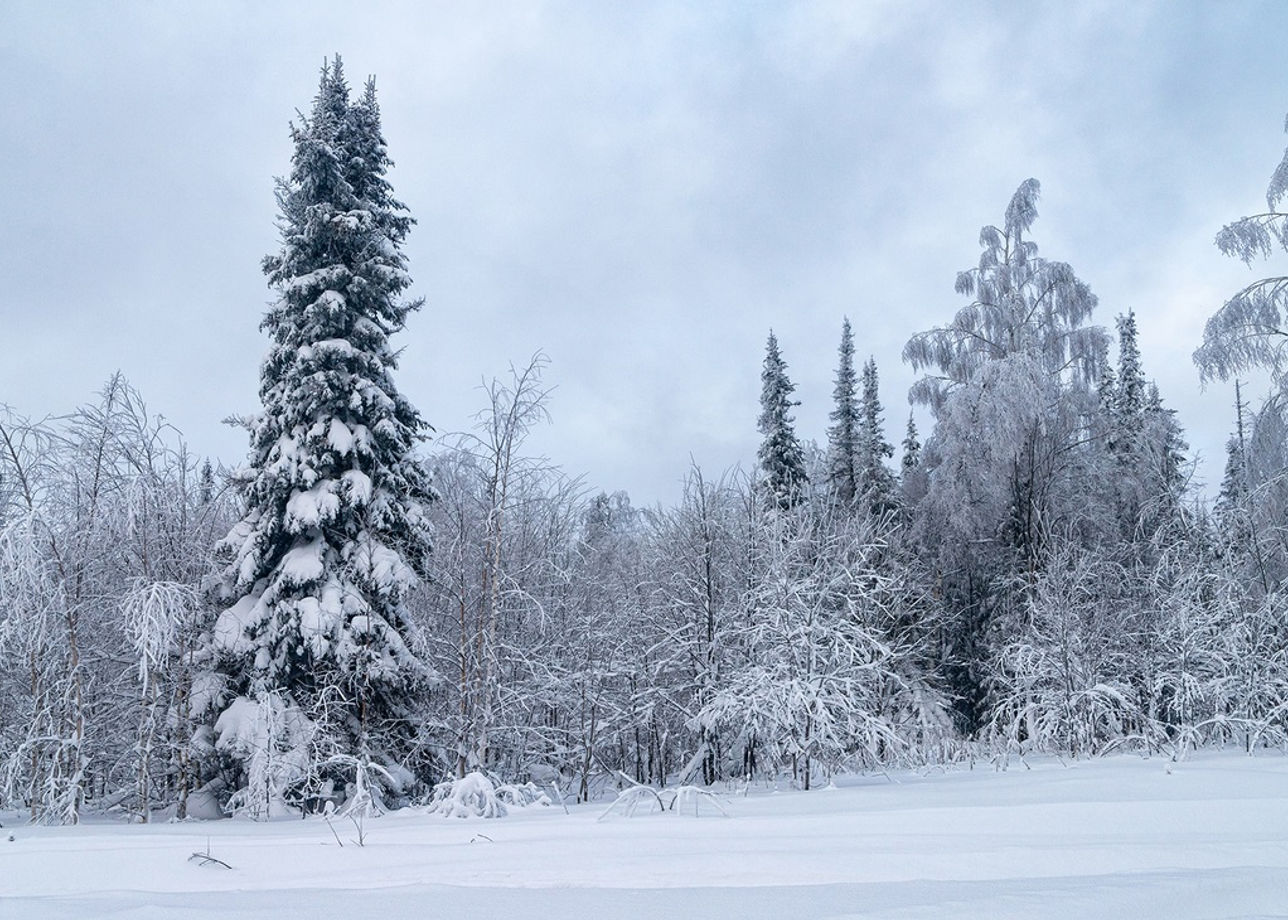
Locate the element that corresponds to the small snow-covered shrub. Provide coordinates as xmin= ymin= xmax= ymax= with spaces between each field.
xmin=524 ymin=762 xmax=564 ymax=788
xmin=182 ymin=782 xmax=226 ymax=821
xmin=668 ymin=785 xmax=729 ymax=817
xmin=318 ymin=754 xmax=398 ymax=818
xmin=429 ymin=772 xmax=550 ymax=818
xmin=215 ymin=692 xmax=317 ymax=820
xmin=596 ymin=783 xmax=729 ymax=820
xmin=597 ymin=785 xmax=665 ymax=821
xmin=496 ymin=781 xmax=551 ymax=809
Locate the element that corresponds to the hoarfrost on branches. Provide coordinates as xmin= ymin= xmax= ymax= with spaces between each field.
xmin=1197 ymin=114 xmax=1288 ymax=384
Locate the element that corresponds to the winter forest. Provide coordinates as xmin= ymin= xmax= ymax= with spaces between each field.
xmin=5 ymin=54 xmax=1288 ymax=829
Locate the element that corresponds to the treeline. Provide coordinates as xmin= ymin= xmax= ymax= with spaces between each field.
xmin=3 ymin=59 xmax=1288 ymax=824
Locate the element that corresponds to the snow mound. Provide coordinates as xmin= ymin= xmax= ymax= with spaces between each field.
xmin=429 ymin=773 xmax=551 ymax=818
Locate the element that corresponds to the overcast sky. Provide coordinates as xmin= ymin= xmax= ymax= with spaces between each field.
xmin=3 ymin=0 xmax=1287 ymax=505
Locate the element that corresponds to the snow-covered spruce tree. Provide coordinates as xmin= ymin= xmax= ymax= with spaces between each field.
xmin=1139 ymin=383 xmax=1189 ymax=523
xmin=1108 ymin=310 xmax=1145 ymax=456
xmin=1214 ymin=382 xmax=1262 ymax=578
xmin=1216 ymin=382 xmax=1250 ymax=524
xmin=826 ymin=319 xmax=860 ymax=506
xmin=899 ymin=412 xmax=927 ymax=508
xmin=856 ymin=357 xmax=898 ymax=517
xmin=1104 ymin=312 xmax=1190 ymax=546
xmin=207 ymin=57 xmax=434 ymax=814
xmin=757 ymin=332 xmax=808 ymax=511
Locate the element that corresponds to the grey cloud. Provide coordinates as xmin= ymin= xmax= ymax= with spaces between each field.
xmin=3 ymin=1 xmax=1287 ymax=502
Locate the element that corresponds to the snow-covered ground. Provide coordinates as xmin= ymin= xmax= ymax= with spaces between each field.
xmin=3 ymin=752 xmax=1286 ymax=919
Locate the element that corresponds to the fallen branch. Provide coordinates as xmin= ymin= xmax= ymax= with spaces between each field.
xmin=188 ymin=851 xmax=232 ymax=869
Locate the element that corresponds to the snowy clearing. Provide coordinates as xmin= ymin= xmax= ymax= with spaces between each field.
xmin=3 ymin=752 xmax=1286 ymax=919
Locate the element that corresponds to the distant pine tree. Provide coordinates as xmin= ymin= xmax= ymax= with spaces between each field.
xmin=1109 ymin=310 xmax=1145 ymax=456
xmin=199 ymin=459 xmax=215 ymax=506
xmin=208 ymin=57 xmax=435 ymax=802
xmin=856 ymin=357 xmax=897 ymax=515
xmin=900 ymin=413 xmax=920 ymax=481
xmin=900 ymin=411 xmax=927 ymax=508
xmin=1105 ymin=310 xmax=1188 ymax=537
xmin=826 ymin=318 xmax=860 ymax=505
xmin=1143 ymin=382 xmax=1187 ymax=505
xmin=1216 ymin=380 xmax=1250 ymax=523
xmin=757 ymin=331 xmax=808 ymax=510
xmin=1097 ymin=361 xmax=1117 ymax=439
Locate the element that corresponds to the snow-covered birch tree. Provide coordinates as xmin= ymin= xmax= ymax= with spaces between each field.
xmin=694 ymin=504 xmax=942 ymax=788
xmin=903 ymin=178 xmax=1107 ymax=731
xmin=1195 ymin=112 xmax=1288 ymax=386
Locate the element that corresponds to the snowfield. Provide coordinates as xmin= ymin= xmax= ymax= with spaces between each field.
xmin=3 ymin=752 xmax=1287 ymax=919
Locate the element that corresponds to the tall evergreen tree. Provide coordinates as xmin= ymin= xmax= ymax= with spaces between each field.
xmin=199 ymin=459 xmax=215 ymax=506
xmin=1217 ymin=381 xmax=1250 ymax=523
xmin=757 ymin=332 xmax=808 ymax=510
xmin=826 ymin=318 xmax=860 ymax=505
xmin=207 ymin=57 xmax=435 ymax=806
xmin=856 ymin=357 xmax=897 ymax=515
xmin=900 ymin=412 xmax=928 ymax=507
xmin=1096 ymin=361 xmax=1117 ymax=420
xmin=900 ymin=413 xmax=921 ymax=481
xmin=1142 ymin=382 xmax=1188 ymax=508
xmin=1109 ymin=310 xmax=1145 ymax=456
xmin=1104 ymin=310 xmax=1188 ymax=540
